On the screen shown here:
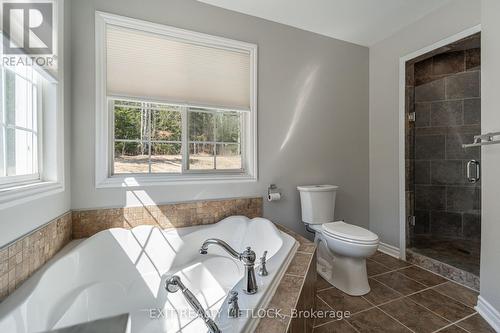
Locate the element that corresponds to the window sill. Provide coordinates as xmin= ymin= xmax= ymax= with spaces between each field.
xmin=0 ymin=181 xmax=64 ymax=209
xmin=96 ymin=173 xmax=257 ymax=188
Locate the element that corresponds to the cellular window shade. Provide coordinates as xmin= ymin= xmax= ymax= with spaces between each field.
xmin=106 ymin=25 xmax=251 ymax=111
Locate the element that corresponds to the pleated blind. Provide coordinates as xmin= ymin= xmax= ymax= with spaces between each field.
xmin=106 ymin=25 xmax=251 ymax=111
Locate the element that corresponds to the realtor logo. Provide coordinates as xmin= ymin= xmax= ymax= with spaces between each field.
xmin=2 ymin=2 xmax=53 ymax=55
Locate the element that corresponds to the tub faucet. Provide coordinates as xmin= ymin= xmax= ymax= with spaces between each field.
xmin=258 ymin=251 xmax=269 ymax=276
xmin=227 ymin=291 xmax=240 ymax=318
xmin=200 ymin=239 xmax=258 ymax=294
xmin=166 ymin=275 xmax=221 ymax=333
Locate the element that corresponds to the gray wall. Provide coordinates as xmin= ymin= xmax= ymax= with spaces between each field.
xmin=0 ymin=0 xmax=72 ymax=248
xmin=70 ymin=0 xmax=369 ymax=236
xmin=369 ymin=0 xmax=480 ymax=248
xmin=480 ymin=0 xmax=500 ymax=319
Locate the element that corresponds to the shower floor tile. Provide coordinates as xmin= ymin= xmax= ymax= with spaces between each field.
xmin=409 ymin=235 xmax=480 ymax=276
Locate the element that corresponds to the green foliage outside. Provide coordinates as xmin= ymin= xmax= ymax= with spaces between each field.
xmin=114 ymin=101 xmax=241 ymax=157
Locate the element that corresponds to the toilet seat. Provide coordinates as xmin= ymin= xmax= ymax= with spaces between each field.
xmin=322 ymin=221 xmax=379 ymax=245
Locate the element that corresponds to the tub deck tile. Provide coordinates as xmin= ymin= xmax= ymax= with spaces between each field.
xmin=254 ymin=223 xmax=317 ymax=333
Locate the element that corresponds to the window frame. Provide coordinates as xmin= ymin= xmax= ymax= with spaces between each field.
xmin=95 ymin=11 xmax=258 ymax=188
xmin=0 ymin=0 xmax=65 ymax=209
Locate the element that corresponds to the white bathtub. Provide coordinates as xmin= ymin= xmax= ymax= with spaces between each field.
xmin=0 ymin=216 xmax=298 ymax=333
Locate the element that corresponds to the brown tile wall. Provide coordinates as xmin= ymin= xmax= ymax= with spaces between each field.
xmin=0 ymin=212 xmax=72 ymax=302
xmin=72 ymin=197 xmax=263 ymax=238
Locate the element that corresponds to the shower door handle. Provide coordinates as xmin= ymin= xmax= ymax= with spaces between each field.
xmin=466 ymin=160 xmax=480 ymax=183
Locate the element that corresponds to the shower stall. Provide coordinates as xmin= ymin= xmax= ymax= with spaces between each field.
xmin=405 ymin=33 xmax=481 ymax=289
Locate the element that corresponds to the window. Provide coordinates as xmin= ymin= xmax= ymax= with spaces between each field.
xmin=95 ymin=12 xmax=257 ymax=187
xmin=188 ymin=108 xmax=243 ymax=171
xmin=0 ymin=65 xmax=40 ymax=184
xmin=113 ymin=100 xmax=182 ymax=174
xmin=0 ymin=0 xmax=64 ymax=208
xmin=112 ymin=100 xmax=244 ymax=175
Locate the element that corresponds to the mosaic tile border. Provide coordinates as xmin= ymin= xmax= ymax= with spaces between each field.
xmin=0 ymin=212 xmax=72 ymax=302
xmin=72 ymin=197 xmax=263 ymax=238
xmin=406 ymin=249 xmax=480 ymax=291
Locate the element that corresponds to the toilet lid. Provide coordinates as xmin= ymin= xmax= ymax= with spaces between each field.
xmin=322 ymin=221 xmax=379 ymax=244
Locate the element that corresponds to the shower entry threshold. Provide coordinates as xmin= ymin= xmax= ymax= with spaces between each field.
xmin=406 ymin=249 xmax=480 ymax=291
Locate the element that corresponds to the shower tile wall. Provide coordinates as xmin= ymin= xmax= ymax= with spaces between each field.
xmin=413 ymin=47 xmax=481 ymax=241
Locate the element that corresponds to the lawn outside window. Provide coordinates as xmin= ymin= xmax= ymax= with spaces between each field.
xmin=95 ymin=11 xmax=257 ymax=187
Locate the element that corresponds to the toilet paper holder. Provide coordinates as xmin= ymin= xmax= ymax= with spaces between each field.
xmin=267 ymin=184 xmax=282 ymax=202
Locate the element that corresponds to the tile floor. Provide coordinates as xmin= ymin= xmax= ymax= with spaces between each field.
xmin=409 ymin=235 xmax=480 ymax=276
xmin=313 ymin=252 xmax=495 ymax=333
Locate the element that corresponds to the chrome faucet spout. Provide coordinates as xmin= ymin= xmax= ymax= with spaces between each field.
xmin=199 ymin=238 xmax=258 ymax=294
xmin=199 ymin=239 xmax=241 ymax=260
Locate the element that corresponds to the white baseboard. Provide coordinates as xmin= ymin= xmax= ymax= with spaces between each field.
xmin=377 ymin=242 xmax=400 ymax=259
xmin=476 ymin=295 xmax=500 ymax=332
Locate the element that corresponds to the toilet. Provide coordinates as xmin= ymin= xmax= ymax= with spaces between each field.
xmin=297 ymin=185 xmax=379 ymax=296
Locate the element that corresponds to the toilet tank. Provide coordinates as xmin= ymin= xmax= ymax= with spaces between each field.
xmin=297 ymin=185 xmax=339 ymax=224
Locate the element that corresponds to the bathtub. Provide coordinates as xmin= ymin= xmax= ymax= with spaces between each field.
xmin=0 ymin=216 xmax=298 ymax=333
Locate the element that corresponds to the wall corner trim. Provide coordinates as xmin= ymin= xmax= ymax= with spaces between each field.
xmin=378 ymin=242 xmax=400 ymax=259
xmin=476 ymin=295 xmax=500 ymax=332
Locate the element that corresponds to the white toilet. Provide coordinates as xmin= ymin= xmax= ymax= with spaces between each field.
xmin=297 ymin=185 xmax=379 ymax=296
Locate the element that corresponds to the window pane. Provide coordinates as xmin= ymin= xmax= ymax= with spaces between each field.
xmin=3 ymin=128 xmax=37 ymax=176
xmin=151 ymin=108 xmax=181 ymax=142
xmin=188 ymin=110 xmax=214 ymax=142
xmin=216 ymin=112 xmax=241 ymax=143
xmin=0 ymin=126 xmax=4 ymax=177
xmin=114 ymin=141 xmax=149 ymax=174
xmin=114 ymin=106 xmax=145 ymax=141
xmin=216 ymin=143 xmax=241 ymax=170
xmin=4 ymin=69 xmax=35 ymax=130
xmin=189 ymin=143 xmax=214 ymax=170
xmin=151 ymin=143 xmax=181 ymax=173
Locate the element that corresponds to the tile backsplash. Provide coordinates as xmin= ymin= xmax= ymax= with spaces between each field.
xmin=72 ymin=197 xmax=263 ymax=238
xmin=0 ymin=212 xmax=72 ymax=301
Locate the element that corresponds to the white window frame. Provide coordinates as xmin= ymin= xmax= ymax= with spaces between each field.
xmin=95 ymin=11 xmax=258 ymax=188
xmin=0 ymin=0 xmax=65 ymax=209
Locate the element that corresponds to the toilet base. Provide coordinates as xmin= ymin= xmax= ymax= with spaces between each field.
xmin=316 ymin=239 xmax=370 ymax=296
xmin=316 ymin=252 xmax=371 ymax=296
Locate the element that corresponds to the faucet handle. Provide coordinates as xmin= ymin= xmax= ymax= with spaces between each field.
xmin=228 ymin=290 xmax=238 ymax=302
xmin=240 ymin=246 xmax=256 ymax=264
xmin=228 ymin=291 xmax=240 ymax=318
xmin=258 ymin=251 xmax=269 ymax=276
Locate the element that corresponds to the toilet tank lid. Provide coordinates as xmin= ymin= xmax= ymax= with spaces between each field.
xmin=297 ymin=185 xmax=339 ymax=192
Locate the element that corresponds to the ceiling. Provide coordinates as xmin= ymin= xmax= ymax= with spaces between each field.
xmin=196 ymin=0 xmax=452 ymax=46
